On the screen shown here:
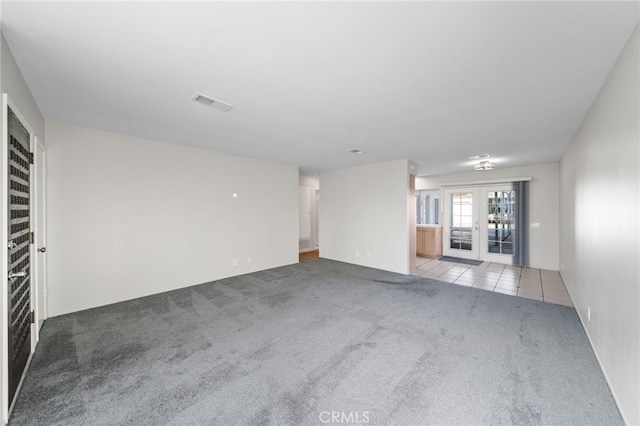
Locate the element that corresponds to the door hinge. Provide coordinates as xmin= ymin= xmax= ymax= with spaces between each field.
xmin=29 ymin=232 xmax=35 ymax=244
xmin=29 ymin=311 xmax=35 ymax=324
xmin=29 ymin=152 xmax=34 ymax=164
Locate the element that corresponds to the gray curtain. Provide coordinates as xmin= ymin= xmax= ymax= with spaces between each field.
xmin=513 ymin=181 xmax=529 ymax=267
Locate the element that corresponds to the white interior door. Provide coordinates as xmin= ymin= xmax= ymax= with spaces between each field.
xmin=298 ymin=185 xmax=312 ymax=251
xmin=443 ymin=188 xmax=480 ymax=260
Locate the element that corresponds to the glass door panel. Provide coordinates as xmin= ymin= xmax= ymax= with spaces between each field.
xmin=450 ymin=192 xmax=473 ymax=251
xmin=443 ymin=188 xmax=479 ymax=260
xmin=482 ymin=186 xmax=516 ymax=263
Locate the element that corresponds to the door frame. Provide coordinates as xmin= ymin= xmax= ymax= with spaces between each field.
xmin=1 ymin=94 xmax=38 ymax=423
xmin=314 ymin=189 xmax=320 ymax=249
xmin=33 ymin=138 xmax=47 ymax=336
xmin=479 ymin=184 xmax=515 ymax=265
xmin=443 ymin=187 xmax=480 ymax=260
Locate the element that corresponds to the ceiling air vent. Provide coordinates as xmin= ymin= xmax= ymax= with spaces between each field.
xmin=192 ymin=93 xmax=234 ymax=112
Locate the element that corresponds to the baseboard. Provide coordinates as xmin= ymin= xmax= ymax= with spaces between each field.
xmin=7 ymin=352 xmax=34 ymax=423
xmin=565 ymin=283 xmax=630 ymax=425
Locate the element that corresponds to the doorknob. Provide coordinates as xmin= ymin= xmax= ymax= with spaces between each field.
xmin=8 ymin=271 xmax=27 ymax=280
xmin=38 ymin=247 xmax=46 ymax=253
xmin=7 ymin=240 xmax=17 ymax=250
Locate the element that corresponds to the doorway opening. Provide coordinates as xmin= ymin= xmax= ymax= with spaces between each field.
xmin=299 ymin=175 xmax=320 ymax=255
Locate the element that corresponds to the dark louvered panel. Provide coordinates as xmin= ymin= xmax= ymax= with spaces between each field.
xmin=7 ymin=107 xmax=32 ymax=405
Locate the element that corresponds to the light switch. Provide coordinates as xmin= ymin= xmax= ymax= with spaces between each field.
xmin=530 ymin=223 xmax=541 ymax=229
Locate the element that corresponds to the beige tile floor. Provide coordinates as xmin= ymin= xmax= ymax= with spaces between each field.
xmin=413 ymin=257 xmax=573 ymax=307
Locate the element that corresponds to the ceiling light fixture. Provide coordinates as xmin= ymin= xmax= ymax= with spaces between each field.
xmin=349 ymin=149 xmax=366 ymax=155
xmin=474 ymin=161 xmax=495 ymax=171
xmin=469 ymin=154 xmax=491 ymax=160
xmin=192 ymin=93 xmax=234 ymax=112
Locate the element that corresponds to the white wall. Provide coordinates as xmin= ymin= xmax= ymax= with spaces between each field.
xmin=46 ymin=122 xmax=299 ymax=316
xmin=0 ymin=32 xmax=46 ymax=424
xmin=560 ymin=23 xmax=639 ymax=426
xmin=416 ymin=162 xmax=560 ymax=270
xmin=320 ymin=159 xmax=411 ymax=274
xmin=0 ymin=35 xmax=44 ymax=139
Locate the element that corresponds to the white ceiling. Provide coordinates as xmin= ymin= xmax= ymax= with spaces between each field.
xmin=2 ymin=1 xmax=638 ymax=176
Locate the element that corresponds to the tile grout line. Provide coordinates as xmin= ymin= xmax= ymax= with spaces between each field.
xmin=539 ymin=268 xmax=544 ymax=301
xmin=488 ymin=263 xmax=505 ymax=292
xmin=491 ymin=263 xmax=504 ymax=291
xmin=512 ymin=266 xmax=522 ymax=296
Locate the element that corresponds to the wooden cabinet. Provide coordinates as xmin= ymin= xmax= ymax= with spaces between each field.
xmin=417 ymin=226 xmax=443 ymax=258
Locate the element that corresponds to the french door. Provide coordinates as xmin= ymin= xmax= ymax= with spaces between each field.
xmin=444 ymin=188 xmax=479 ymax=260
xmin=444 ymin=185 xmax=517 ymax=264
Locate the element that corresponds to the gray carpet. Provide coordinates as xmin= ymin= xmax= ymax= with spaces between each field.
xmin=10 ymin=259 xmax=621 ymax=426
